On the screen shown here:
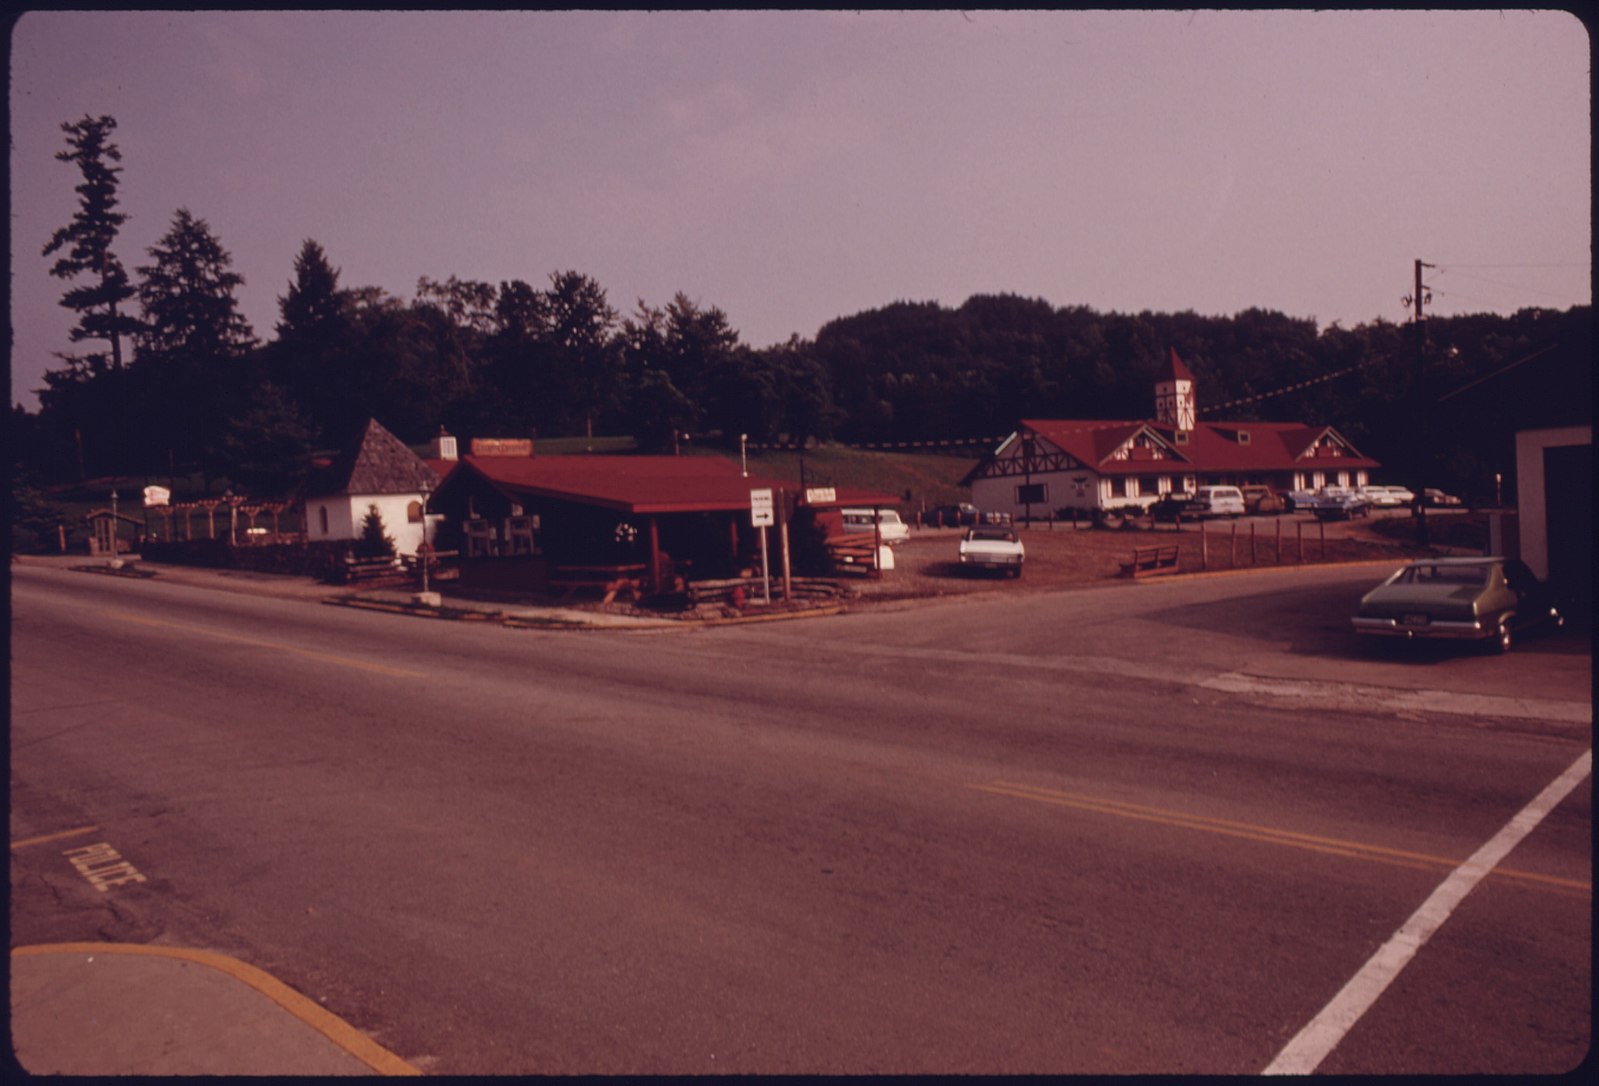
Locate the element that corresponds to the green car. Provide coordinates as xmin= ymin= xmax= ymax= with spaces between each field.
xmin=1351 ymin=557 xmax=1565 ymax=653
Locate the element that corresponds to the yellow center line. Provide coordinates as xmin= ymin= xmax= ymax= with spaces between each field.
xmin=974 ymin=781 xmax=1591 ymax=896
xmin=10 ymin=825 xmax=101 ymax=851
xmin=104 ymin=610 xmax=427 ymax=679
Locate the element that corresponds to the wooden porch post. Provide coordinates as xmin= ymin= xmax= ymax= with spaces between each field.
xmin=648 ymin=516 xmax=662 ymax=594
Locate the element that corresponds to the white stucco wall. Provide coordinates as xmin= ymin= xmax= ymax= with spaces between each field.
xmin=307 ymin=492 xmax=433 ymax=555
xmin=972 ymin=469 xmax=1197 ymax=519
xmin=1514 ymin=425 xmax=1591 ymax=580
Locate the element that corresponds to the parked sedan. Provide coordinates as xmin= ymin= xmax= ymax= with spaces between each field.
xmin=1357 ymin=484 xmax=1402 ymax=508
xmin=1311 ymin=487 xmax=1371 ymax=520
xmin=1422 ymin=488 xmax=1463 ymax=507
xmin=958 ymin=524 xmax=1025 ymax=577
xmin=1240 ymin=485 xmax=1286 ymax=515
xmin=920 ymin=503 xmax=979 ymax=527
xmin=1351 ymin=557 xmax=1564 ymax=652
xmin=1282 ymin=489 xmax=1317 ymax=512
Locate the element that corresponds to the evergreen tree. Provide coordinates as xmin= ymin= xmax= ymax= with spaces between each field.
xmin=215 ymin=382 xmax=315 ymax=497
xmin=270 ymin=240 xmax=357 ymax=439
xmin=134 ymin=208 xmax=257 ymax=471
xmin=42 ymin=114 xmax=142 ymax=373
xmin=354 ymin=503 xmax=396 ymax=559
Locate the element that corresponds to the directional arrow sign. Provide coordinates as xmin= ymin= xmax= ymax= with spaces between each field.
xmin=750 ymin=488 xmax=774 ymax=527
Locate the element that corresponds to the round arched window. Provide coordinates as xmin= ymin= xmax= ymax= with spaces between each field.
xmin=407 ymin=501 xmax=424 ymax=523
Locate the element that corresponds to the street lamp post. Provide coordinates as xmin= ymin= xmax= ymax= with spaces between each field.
xmin=419 ymin=485 xmax=432 ymax=597
xmin=414 ymin=485 xmax=441 ymax=607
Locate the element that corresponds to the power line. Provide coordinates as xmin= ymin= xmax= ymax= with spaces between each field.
xmin=1432 ymin=265 xmax=1590 ymax=306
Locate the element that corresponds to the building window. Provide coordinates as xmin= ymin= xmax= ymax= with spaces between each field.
xmin=1016 ymin=482 xmax=1047 ymax=505
xmin=407 ymin=500 xmax=424 ymax=523
xmin=1236 ymin=430 xmax=1251 ymax=445
xmin=318 ymin=506 xmax=328 ymax=534
xmin=1174 ymin=430 xmax=1189 ymax=445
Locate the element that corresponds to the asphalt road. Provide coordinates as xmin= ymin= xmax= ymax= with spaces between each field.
xmin=9 ymin=562 xmax=1591 ymax=1074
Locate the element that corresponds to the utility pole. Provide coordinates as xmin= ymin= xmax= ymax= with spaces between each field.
xmin=1403 ymin=259 xmax=1435 ymax=546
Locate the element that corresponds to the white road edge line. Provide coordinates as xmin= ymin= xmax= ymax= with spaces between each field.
xmin=1263 ymin=746 xmax=1592 ymax=1076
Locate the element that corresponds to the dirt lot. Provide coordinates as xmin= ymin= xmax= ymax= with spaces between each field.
xmin=844 ymin=515 xmax=1435 ymax=602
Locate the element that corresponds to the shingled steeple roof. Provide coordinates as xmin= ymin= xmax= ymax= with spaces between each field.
xmin=303 ymin=418 xmax=440 ymax=498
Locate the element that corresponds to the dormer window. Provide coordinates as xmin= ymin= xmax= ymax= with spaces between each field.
xmin=1174 ymin=430 xmax=1189 ymax=445
xmin=1236 ymin=430 xmax=1251 ymax=445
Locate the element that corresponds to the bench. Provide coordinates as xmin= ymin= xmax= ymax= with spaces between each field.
xmin=1120 ymin=544 xmax=1180 ymax=579
xmin=340 ymin=557 xmax=404 ymax=583
xmin=400 ymin=549 xmax=460 ymax=582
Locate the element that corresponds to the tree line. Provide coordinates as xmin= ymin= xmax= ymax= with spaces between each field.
xmin=15 ymin=114 xmax=1591 ymax=502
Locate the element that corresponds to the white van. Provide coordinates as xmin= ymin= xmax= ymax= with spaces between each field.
xmin=1190 ymin=485 xmax=1245 ymax=518
xmin=840 ymin=507 xmax=910 ymax=544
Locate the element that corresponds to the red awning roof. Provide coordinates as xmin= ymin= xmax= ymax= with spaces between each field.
xmin=442 ymin=454 xmax=806 ymax=514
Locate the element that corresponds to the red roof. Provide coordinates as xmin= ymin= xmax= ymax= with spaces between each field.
xmin=440 ymin=454 xmax=814 ymax=514
xmin=1015 ymin=418 xmax=1378 ymax=476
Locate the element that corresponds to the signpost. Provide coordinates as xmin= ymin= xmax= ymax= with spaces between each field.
xmin=750 ymin=488 xmax=774 ymax=603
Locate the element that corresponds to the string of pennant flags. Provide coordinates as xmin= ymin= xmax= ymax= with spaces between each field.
xmin=748 ymin=436 xmax=1008 ymax=452
xmin=1200 ymin=360 xmax=1370 ymax=415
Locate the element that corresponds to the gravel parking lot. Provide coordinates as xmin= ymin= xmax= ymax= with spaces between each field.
xmin=848 ymin=512 xmax=1436 ymax=602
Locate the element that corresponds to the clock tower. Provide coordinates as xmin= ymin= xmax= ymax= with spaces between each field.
xmin=1155 ymin=347 xmax=1196 ymax=432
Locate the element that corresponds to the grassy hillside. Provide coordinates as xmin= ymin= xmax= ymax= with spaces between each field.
xmin=733 ymin=443 xmax=982 ymax=511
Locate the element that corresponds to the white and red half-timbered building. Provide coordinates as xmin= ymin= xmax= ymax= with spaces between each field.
xmin=965 ymin=349 xmax=1380 ymax=518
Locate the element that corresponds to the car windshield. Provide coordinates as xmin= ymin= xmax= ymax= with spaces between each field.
xmin=969 ymin=528 xmax=1016 ymax=542
xmin=1395 ymin=564 xmax=1489 ymax=587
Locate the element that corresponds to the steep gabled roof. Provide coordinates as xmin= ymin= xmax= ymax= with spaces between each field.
xmin=303 ymin=419 xmax=441 ymax=498
xmin=1166 ymin=347 xmax=1194 ymax=384
xmin=1019 ymin=419 xmax=1179 ymax=469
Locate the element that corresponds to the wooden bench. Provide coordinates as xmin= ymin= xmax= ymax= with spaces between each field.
xmin=341 ymin=557 xmax=404 ymax=583
xmin=400 ymin=549 xmax=460 ymax=582
xmin=1120 ymin=544 xmax=1180 ymax=578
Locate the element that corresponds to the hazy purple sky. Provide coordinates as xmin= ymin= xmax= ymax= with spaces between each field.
xmin=9 ymin=10 xmax=1590 ymax=408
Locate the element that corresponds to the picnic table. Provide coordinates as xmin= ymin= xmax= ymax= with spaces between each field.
xmin=548 ymin=563 xmax=649 ymax=603
xmin=1119 ymin=544 xmax=1180 ymax=579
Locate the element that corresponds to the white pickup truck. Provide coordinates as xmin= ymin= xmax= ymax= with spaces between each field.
xmin=958 ymin=525 xmax=1025 ymax=577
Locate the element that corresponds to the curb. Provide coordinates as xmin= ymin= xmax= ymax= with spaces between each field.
xmin=324 ymin=594 xmax=849 ymax=630
xmin=10 ymin=943 xmax=420 ymax=1076
xmin=1135 ymin=556 xmax=1413 ymax=584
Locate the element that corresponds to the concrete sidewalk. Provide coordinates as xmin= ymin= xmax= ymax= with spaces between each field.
xmin=8 ymin=944 xmax=418 ymax=1076
xmin=17 ymin=553 xmax=846 ymax=628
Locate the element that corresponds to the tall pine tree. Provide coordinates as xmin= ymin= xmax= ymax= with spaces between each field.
xmin=42 ymin=114 xmax=142 ymax=373
xmin=135 ymin=208 xmax=257 ymax=473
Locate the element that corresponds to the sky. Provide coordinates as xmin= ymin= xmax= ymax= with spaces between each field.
xmin=8 ymin=9 xmax=1591 ymax=409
